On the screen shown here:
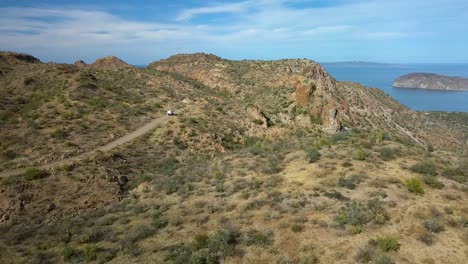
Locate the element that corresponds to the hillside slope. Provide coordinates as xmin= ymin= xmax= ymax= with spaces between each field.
xmin=0 ymin=52 xmax=467 ymax=264
xmin=151 ymin=53 xmax=467 ymax=150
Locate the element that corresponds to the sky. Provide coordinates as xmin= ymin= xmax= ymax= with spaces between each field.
xmin=1 ymin=0 xmax=467 ymax=64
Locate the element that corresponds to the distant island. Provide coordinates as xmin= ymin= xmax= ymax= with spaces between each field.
xmin=393 ymin=73 xmax=468 ymax=91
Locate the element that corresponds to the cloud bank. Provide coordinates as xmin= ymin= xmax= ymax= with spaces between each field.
xmin=0 ymin=0 xmax=467 ymax=63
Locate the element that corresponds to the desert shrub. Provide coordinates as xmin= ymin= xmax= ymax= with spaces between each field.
xmin=2 ymin=149 xmax=17 ymax=160
xmin=354 ymin=149 xmax=368 ymax=161
xmin=83 ymin=244 xmax=97 ymax=261
xmin=422 ymin=175 xmax=444 ymax=189
xmin=76 ymin=227 xmax=110 ymax=243
xmin=121 ymin=225 xmax=155 ymax=254
xmin=418 ymin=230 xmax=433 ymax=245
xmin=354 ymin=245 xmax=374 ymax=263
xmin=374 ymin=254 xmax=395 ymax=264
xmin=206 ymin=228 xmax=240 ymax=260
xmin=51 ymin=128 xmax=68 ymax=139
xmin=291 ymin=224 xmax=304 ymax=232
xmin=266 ymin=158 xmax=281 ymax=174
xmin=375 ymin=236 xmax=400 ymax=252
xmin=24 ymin=167 xmax=49 ymax=181
xmin=374 ymin=131 xmax=384 ymax=144
xmin=426 ymin=144 xmax=434 ymax=152
xmin=166 ymin=244 xmax=193 ymax=264
xmin=192 ymin=234 xmax=210 ymax=251
xmin=335 ymin=199 xmax=388 ymax=227
xmin=442 ymin=167 xmax=466 ymax=183
xmin=410 ymin=160 xmax=437 ymax=176
xmin=378 ymin=148 xmax=396 ymax=161
xmin=62 ymin=245 xmax=81 ymax=261
xmin=324 ymin=190 xmax=349 ymax=201
xmin=152 ymin=211 xmax=169 ymax=230
xmin=335 ymin=202 xmax=368 ymax=226
xmin=330 ymin=133 xmax=348 ymax=144
xmin=342 ymin=161 xmax=353 ymax=167
xmin=338 ymin=174 xmax=363 ymax=190
xmin=405 ymin=178 xmax=424 ymax=194
xmin=366 ymin=198 xmax=389 ymax=225
xmin=423 ymin=219 xmax=445 ymax=233
xmin=168 ymin=228 xmax=240 ymax=264
xmin=306 ymin=147 xmax=320 ymax=163
xmin=244 ymin=229 xmax=273 ymax=246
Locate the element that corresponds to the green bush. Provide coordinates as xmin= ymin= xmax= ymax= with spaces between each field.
xmin=244 ymin=229 xmax=273 ymax=246
xmin=291 ymin=224 xmax=304 ymax=232
xmin=216 ymin=181 xmax=225 ymax=193
xmin=378 ymin=148 xmax=396 ymax=161
xmin=366 ymin=198 xmax=389 ymax=225
xmin=422 ymin=175 xmax=444 ymax=189
xmin=410 ymin=160 xmax=437 ymax=176
xmin=374 ymin=254 xmax=395 ymax=264
xmin=168 ymin=228 xmax=240 ymax=264
xmin=334 ymin=202 xmax=368 ymax=226
xmin=335 ymin=199 xmax=389 ymax=227
xmin=354 ymin=149 xmax=368 ymax=161
xmin=405 ymin=178 xmax=424 ymax=194
xmin=24 ymin=168 xmax=49 ymax=181
xmin=83 ymin=244 xmax=97 ymax=261
xmin=375 ymin=236 xmax=400 ymax=252
xmin=152 ymin=211 xmax=169 ymax=230
xmin=51 ymin=128 xmax=68 ymax=139
xmin=338 ymin=174 xmax=363 ymax=190
xmin=306 ymin=148 xmax=320 ymax=163
xmin=62 ymin=245 xmax=80 ymax=261
xmin=442 ymin=167 xmax=466 ymax=183
xmin=266 ymin=158 xmax=281 ymax=174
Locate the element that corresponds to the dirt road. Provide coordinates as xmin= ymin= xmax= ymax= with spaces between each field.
xmin=0 ymin=111 xmax=179 ymax=178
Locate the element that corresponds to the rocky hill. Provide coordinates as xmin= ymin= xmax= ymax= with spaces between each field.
xmin=393 ymin=73 xmax=468 ymax=90
xmin=0 ymin=52 xmax=467 ymax=264
xmin=152 ymin=53 xmax=467 ymax=149
xmin=89 ymin=56 xmax=134 ymax=70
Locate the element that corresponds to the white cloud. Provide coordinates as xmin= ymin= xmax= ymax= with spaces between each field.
xmin=0 ymin=0 xmax=467 ymax=63
xmin=176 ymin=1 xmax=251 ymax=21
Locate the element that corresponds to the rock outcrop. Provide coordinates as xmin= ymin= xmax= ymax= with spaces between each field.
xmin=393 ymin=73 xmax=468 ymax=91
xmin=89 ymin=56 xmax=133 ymax=70
xmin=0 ymin=51 xmax=41 ymax=65
xmin=74 ymin=60 xmax=87 ymax=68
xmin=150 ymin=53 xmax=467 ymax=148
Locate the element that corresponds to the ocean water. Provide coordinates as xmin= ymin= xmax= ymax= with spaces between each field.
xmin=321 ymin=63 xmax=468 ymax=112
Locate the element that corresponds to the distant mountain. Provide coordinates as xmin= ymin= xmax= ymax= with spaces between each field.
xmin=393 ymin=73 xmax=468 ymax=91
xmin=321 ymin=61 xmax=401 ymax=67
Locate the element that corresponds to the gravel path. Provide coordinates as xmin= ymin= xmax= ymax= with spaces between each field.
xmin=0 ymin=111 xmax=179 ymax=178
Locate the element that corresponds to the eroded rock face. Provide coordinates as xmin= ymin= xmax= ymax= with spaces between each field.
xmin=248 ymin=106 xmax=270 ymax=128
xmin=150 ymin=53 xmax=467 ymax=148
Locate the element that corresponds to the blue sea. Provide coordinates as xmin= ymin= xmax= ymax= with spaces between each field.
xmin=321 ymin=63 xmax=468 ymax=112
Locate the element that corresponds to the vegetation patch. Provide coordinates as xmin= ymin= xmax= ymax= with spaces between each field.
xmin=405 ymin=178 xmax=424 ymax=194
xmin=374 ymin=236 xmax=400 ymax=252
xmin=23 ymin=167 xmax=50 ymax=181
xmin=410 ymin=160 xmax=437 ymax=176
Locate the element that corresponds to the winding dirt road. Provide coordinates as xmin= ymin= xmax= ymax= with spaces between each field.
xmin=0 ymin=111 xmax=180 ymax=178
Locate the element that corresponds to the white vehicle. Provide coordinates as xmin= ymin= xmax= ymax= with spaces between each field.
xmin=167 ymin=110 xmax=175 ymax=116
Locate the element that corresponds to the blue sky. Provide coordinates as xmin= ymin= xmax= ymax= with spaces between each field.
xmin=1 ymin=0 xmax=467 ymax=64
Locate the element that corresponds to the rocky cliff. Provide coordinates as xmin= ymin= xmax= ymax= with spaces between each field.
xmin=150 ymin=54 xmax=467 ymax=149
xmin=393 ymin=73 xmax=468 ymax=90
